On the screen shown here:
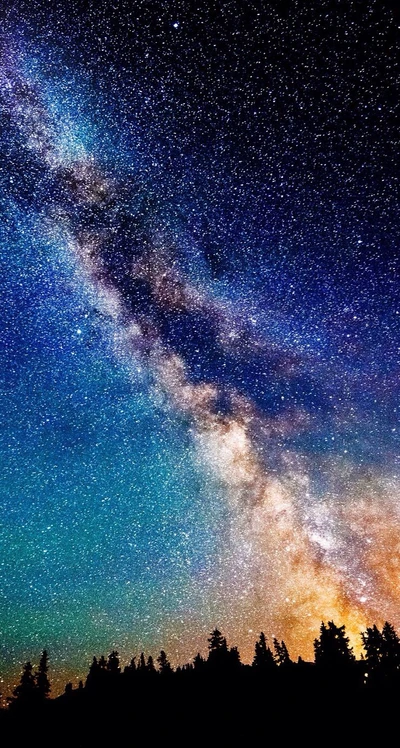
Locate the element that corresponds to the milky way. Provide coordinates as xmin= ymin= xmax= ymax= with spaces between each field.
xmin=0 ymin=1 xmax=399 ymax=694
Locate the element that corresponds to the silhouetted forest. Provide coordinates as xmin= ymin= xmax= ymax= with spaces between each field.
xmin=2 ymin=620 xmax=400 ymax=744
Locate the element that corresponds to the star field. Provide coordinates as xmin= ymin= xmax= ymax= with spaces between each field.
xmin=0 ymin=0 xmax=399 ymax=695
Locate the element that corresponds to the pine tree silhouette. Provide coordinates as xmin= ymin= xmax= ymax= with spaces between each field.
xmin=10 ymin=661 xmax=37 ymax=708
xmin=314 ymin=621 xmax=355 ymax=667
xmin=361 ymin=625 xmax=383 ymax=673
xmin=228 ymin=646 xmax=241 ymax=669
xmin=253 ymin=633 xmax=275 ymax=669
xmin=208 ymin=629 xmax=227 ymax=653
xmin=381 ymin=621 xmax=400 ymax=673
xmin=35 ymin=650 xmax=51 ymax=700
xmin=12 ymin=614 xmax=400 ymax=725
xmin=273 ymin=638 xmax=291 ymax=666
xmin=157 ymin=650 xmax=172 ymax=674
xmin=146 ymin=655 xmax=156 ymax=673
xmin=207 ymin=628 xmax=230 ymax=670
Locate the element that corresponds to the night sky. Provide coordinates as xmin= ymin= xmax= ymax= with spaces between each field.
xmin=1 ymin=0 xmax=399 ymax=694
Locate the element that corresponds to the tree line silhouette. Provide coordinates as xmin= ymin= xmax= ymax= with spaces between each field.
xmin=6 ymin=618 xmax=400 ymax=713
xmin=4 ymin=619 xmax=400 ymax=743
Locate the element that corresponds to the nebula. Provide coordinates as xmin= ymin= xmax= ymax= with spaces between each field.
xmin=0 ymin=2 xmax=399 ymax=693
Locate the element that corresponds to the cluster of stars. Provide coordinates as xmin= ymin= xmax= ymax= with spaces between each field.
xmin=0 ymin=0 xmax=399 ymax=695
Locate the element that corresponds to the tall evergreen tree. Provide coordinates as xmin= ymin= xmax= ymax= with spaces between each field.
xmin=314 ymin=621 xmax=355 ymax=667
xmin=85 ymin=656 xmax=100 ymax=689
xmin=273 ymin=638 xmax=291 ymax=666
xmin=228 ymin=646 xmax=241 ymax=669
xmin=35 ymin=650 xmax=51 ymax=699
xmin=90 ymin=655 xmax=100 ymax=673
xmin=361 ymin=625 xmax=383 ymax=672
xmin=157 ymin=650 xmax=172 ymax=674
xmin=253 ymin=633 xmax=275 ymax=669
xmin=146 ymin=655 xmax=156 ymax=673
xmin=381 ymin=621 xmax=400 ymax=669
xmin=207 ymin=628 xmax=229 ymax=669
xmin=208 ymin=629 xmax=227 ymax=653
xmin=11 ymin=662 xmax=37 ymax=707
